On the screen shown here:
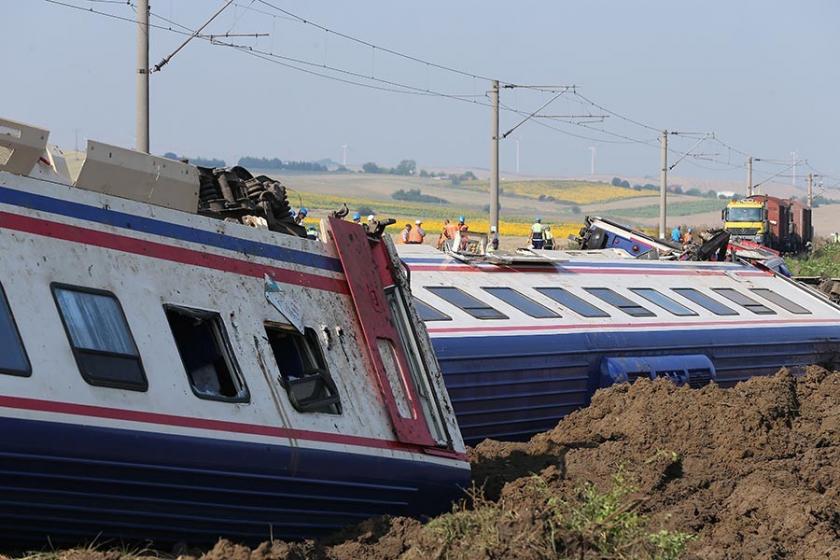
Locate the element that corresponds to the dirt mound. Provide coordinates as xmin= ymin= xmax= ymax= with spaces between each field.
xmin=14 ymin=369 xmax=839 ymax=560
xmin=471 ymin=366 xmax=840 ymax=559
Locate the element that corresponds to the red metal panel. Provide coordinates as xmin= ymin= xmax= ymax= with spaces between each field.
xmin=327 ymin=218 xmax=435 ymax=447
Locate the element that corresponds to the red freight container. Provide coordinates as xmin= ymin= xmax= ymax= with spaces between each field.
xmin=788 ymin=199 xmax=813 ymax=252
xmin=744 ymin=195 xmax=814 ymax=252
xmin=749 ymin=195 xmax=786 ymax=248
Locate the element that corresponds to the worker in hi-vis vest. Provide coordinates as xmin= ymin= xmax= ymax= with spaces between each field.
xmin=408 ymin=220 xmax=426 ymax=244
xmin=531 ymin=218 xmax=545 ymax=249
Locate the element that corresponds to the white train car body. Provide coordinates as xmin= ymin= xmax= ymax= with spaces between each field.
xmin=398 ymin=244 xmax=840 ymax=444
xmin=0 ymin=119 xmax=468 ymax=546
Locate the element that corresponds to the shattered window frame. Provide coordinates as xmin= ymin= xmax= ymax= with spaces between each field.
xmin=264 ymin=323 xmax=342 ymax=415
xmin=164 ymin=305 xmax=250 ymax=403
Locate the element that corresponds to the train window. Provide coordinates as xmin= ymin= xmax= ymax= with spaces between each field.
xmin=584 ymin=288 xmax=655 ymax=317
xmin=52 ymin=285 xmax=146 ymax=391
xmin=483 ymin=287 xmax=560 ymax=318
xmin=165 ymin=306 xmax=249 ymax=402
xmin=750 ymin=289 xmax=811 ymax=315
xmin=265 ymin=325 xmax=341 ymax=414
xmin=536 ymin=287 xmax=610 ymax=318
xmin=630 ymin=288 xmax=698 ymax=317
xmin=413 ymin=297 xmax=452 ymax=321
xmin=672 ymin=288 xmax=738 ymax=316
xmin=426 ymin=287 xmax=508 ymax=320
xmin=0 ymin=284 xmax=31 ymax=376
xmin=712 ymin=288 xmax=775 ymax=315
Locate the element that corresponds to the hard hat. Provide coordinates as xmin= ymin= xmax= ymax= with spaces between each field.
xmin=415 ymin=219 xmax=422 ymax=225
xmin=299 ymin=207 xmax=309 ymax=216
xmin=367 ymin=214 xmax=375 ymax=221
xmin=490 ymin=226 xmax=497 ymax=233
xmin=458 ymin=215 xmax=465 ymax=222
xmin=352 ymin=212 xmax=361 ymax=221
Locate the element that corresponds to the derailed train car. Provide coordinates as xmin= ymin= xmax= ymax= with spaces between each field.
xmin=398 ymin=243 xmax=840 ymax=444
xmin=0 ymin=118 xmax=469 ymax=546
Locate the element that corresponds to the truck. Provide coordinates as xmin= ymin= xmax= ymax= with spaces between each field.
xmin=722 ymin=195 xmax=812 ymax=254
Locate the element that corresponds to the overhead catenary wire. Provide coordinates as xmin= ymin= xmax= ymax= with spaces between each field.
xmin=572 ymin=91 xmax=660 ymax=132
xmin=251 ymin=0 xmax=500 ymax=83
xmin=43 ymin=0 xmax=496 ymax=103
xmin=37 ymin=0 xmax=840 ymax=188
xmin=751 ymin=161 xmax=800 ymax=190
xmin=152 ymin=0 xmax=235 ymax=72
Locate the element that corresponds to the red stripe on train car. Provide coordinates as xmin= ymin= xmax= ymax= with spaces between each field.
xmin=0 ymin=394 xmax=467 ymax=461
xmin=0 ymin=211 xmax=350 ymax=294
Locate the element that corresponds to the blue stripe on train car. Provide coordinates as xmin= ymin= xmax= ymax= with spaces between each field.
xmin=0 ymin=186 xmax=342 ymax=272
xmin=0 ymin=417 xmax=469 ymax=547
xmin=431 ymin=324 xmax=840 ymax=444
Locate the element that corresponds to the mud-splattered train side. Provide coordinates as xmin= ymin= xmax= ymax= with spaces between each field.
xmin=0 ymin=117 xmax=468 ymax=547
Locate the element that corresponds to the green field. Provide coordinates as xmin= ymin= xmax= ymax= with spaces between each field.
xmin=605 ymin=198 xmax=727 ymax=219
xmin=285 ymin=189 xmax=536 ymax=223
xmin=786 ymin=243 xmax=840 ymax=276
xmin=259 ymin=171 xmax=741 ymax=233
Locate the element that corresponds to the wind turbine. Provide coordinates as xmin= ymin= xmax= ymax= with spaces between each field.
xmin=589 ymin=146 xmax=596 ymax=176
xmin=340 ymin=144 xmax=349 ymax=166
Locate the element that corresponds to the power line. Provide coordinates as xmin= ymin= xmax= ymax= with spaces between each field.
xmin=252 ymin=0 xmax=500 ymax=83
xmin=44 ymin=0 xmax=194 ymax=37
xmin=752 ymin=161 xmax=798 ymax=190
xmin=44 ymin=0 xmax=496 ymax=104
xmin=498 ymin=101 xmax=657 ymax=145
xmin=208 ymin=36 xmax=496 ymax=103
xmin=38 ymin=0 xmax=835 ymax=183
xmin=573 ymin=91 xmax=660 ymax=132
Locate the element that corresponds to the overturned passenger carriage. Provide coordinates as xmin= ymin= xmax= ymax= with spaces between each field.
xmin=397 ymin=243 xmax=840 ymax=445
xmin=0 ymin=118 xmax=468 ymax=546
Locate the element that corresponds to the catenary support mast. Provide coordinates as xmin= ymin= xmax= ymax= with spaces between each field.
xmin=658 ymin=129 xmax=668 ymax=239
xmin=136 ymin=0 xmax=150 ymax=153
xmin=490 ymin=80 xmax=500 ymax=233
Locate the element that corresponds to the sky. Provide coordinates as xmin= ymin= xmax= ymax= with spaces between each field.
xmin=3 ymin=0 xmax=839 ymax=193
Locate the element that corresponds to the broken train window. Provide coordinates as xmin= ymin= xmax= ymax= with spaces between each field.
xmin=264 ymin=325 xmax=341 ymax=414
xmin=164 ymin=305 xmax=249 ymax=402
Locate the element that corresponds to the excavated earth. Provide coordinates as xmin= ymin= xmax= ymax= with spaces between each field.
xmin=8 ymin=368 xmax=840 ymax=560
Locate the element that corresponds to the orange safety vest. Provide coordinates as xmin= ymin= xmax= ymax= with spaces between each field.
xmin=408 ymin=227 xmax=425 ymax=243
xmin=444 ymin=223 xmax=460 ymax=239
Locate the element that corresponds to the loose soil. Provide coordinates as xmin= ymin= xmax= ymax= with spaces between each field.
xmin=10 ymin=368 xmax=839 ymax=560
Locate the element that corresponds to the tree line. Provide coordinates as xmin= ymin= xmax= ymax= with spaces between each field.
xmin=611 ymin=177 xmax=727 ymax=199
